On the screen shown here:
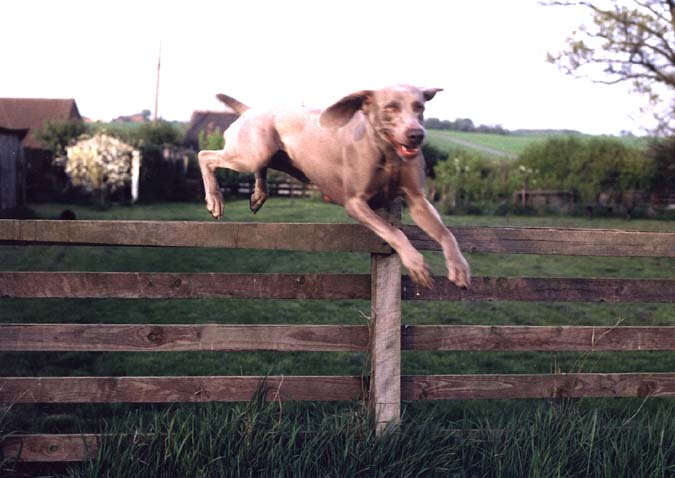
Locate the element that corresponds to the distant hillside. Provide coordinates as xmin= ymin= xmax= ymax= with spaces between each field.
xmin=511 ymin=129 xmax=583 ymax=136
xmin=426 ymin=129 xmax=651 ymax=158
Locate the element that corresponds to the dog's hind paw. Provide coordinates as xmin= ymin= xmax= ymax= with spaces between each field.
xmin=249 ymin=192 xmax=268 ymax=214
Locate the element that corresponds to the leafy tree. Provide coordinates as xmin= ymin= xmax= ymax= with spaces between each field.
xmin=198 ymin=128 xmax=224 ymax=150
xmin=433 ymin=149 xmax=519 ymax=212
xmin=133 ymin=121 xmax=184 ymax=146
xmin=518 ymin=136 xmax=653 ymax=203
xmin=55 ymin=133 xmax=140 ymax=208
xmin=645 ymin=137 xmax=675 ymax=195
xmin=547 ymin=0 xmax=675 ymax=134
xmin=38 ymin=119 xmax=88 ymax=154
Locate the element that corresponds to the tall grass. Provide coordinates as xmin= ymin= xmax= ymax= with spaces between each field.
xmin=56 ymin=397 xmax=675 ymax=478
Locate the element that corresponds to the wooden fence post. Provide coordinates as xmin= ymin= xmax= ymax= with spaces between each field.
xmin=369 ymin=198 xmax=402 ymax=434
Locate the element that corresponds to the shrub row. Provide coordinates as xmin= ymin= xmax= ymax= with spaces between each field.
xmin=431 ymin=136 xmax=675 ymax=217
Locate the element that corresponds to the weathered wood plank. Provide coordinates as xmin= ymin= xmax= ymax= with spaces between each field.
xmin=402 ymin=373 xmax=675 ymax=400
xmin=3 ymin=220 xmax=673 ymax=257
xmin=3 ymin=273 xmax=671 ymax=302
xmin=0 ymin=272 xmax=371 ymax=300
xmin=402 ymin=276 xmax=675 ymax=302
xmin=402 ymin=325 xmax=675 ymax=351
xmin=0 ymin=324 xmax=369 ymax=352
xmin=1 ymin=434 xmax=99 ymax=462
xmin=404 ymin=225 xmax=675 ymax=257
xmin=0 ymin=220 xmax=390 ymax=253
xmin=5 ymin=324 xmax=675 ymax=353
xmin=0 ymin=376 xmax=366 ymax=404
xmin=370 ymin=201 xmax=402 ymax=434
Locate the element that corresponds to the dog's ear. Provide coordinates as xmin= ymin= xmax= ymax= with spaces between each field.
xmin=320 ymin=90 xmax=373 ymax=129
xmin=422 ymin=88 xmax=443 ymax=102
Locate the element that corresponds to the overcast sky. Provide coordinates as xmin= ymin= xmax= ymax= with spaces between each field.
xmin=1 ymin=0 xmax=654 ymax=135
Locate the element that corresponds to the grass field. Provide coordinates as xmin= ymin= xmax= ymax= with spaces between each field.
xmin=426 ymin=129 xmax=652 ymax=157
xmin=2 ymin=199 xmax=675 ymax=475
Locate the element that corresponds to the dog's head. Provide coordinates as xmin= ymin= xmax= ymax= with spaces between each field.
xmin=320 ymin=85 xmax=442 ymax=160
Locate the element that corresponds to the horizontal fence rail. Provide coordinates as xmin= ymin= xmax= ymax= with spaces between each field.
xmin=0 ymin=220 xmax=390 ymax=253
xmin=0 ymin=272 xmax=370 ymax=300
xmin=2 ymin=272 xmax=673 ymax=302
xmin=2 ymin=219 xmax=674 ymax=257
xmin=402 ymin=373 xmax=675 ymax=400
xmin=5 ymin=324 xmax=675 ymax=352
xmin=0 ymin=376 xmax=366 ymax=403
xmin=404 ymin=224 xmax=675 ymax=257
xmin=2 ymin=373 xmax=674 ymax=404
xmin=0 ymin=324 xmax=370 ymax=352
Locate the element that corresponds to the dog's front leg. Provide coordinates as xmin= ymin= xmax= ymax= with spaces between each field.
xmin=405 ymin=191 xmax=471 ymax=288
xmin=198 ymin=150 xmax=226 ymax=219
xmin=344 ymin=197 xmax=433 ymax=288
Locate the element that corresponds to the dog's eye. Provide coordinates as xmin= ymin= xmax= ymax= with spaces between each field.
xmin=412 ymin=102 xmax=425 ymax=114
xmin=384 ymin=103 xmax=400 ymax=113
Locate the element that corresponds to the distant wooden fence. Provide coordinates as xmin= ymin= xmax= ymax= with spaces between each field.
xmin=235 ymin=180 xmax=318 ymax=198
xmin=1 ymin=217 xmax=674 ymax=462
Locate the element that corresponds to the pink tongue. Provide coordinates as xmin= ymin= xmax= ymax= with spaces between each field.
xmin=396 ymin=143 xmax=419 ymax=158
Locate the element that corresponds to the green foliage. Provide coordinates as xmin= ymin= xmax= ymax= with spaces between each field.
xmin=89 ymin=121 xmax=185 ymax=148
xmin=645 ymin=137 xmax=675 ymax=196
xmin=198 ymin=128 xmax=224 ymax=150
xmin=518 ymin=136 xmax=653 ymax=203
xmin=433 ymin=148 xmax=519 ymax=213
xmin=37 ymin=119 xmax=88 ymax=154
xmin=133 ymin=121 xmax=184 ymax=147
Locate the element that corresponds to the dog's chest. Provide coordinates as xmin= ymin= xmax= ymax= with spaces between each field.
xmin=367 ymin=156 xmax=402 ymax=206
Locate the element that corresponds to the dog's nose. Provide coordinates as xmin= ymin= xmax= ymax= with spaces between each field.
xmin=406 ymin=128 xmax=425 ymax=146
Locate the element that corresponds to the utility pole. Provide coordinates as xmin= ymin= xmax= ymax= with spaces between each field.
xmin=154 ymin=42 xmax=161 ymax=124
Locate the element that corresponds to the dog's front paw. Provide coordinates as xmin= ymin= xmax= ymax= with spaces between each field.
xmin=205 ymin=192 xmax=224 ymax=219
xmin=401 ymin=250 xmax=434 ymax=289
xmin=446 ymin=254 xmax=471 ymax=289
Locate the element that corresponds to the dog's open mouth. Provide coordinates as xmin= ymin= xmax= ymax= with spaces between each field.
xmin=394 ymin=142 xmax=420 ymax=160
xmin=383 ymin=132 xmax=421 ymax=160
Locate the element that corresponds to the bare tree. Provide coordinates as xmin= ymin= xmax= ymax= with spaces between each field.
xmin=547 ymin=0 xmax=675 ymax=134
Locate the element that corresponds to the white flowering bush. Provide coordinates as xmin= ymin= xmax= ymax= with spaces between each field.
xmin=56 ymin=133 xmax=140 ymax=206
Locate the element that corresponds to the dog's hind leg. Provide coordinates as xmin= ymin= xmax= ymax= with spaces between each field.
xmin=198 ymin=149 xmax=257 ymax=219
xmin=250 ymin=168 xmax=268 ymax=213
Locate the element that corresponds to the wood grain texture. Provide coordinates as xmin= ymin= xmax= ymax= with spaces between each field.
xmin=369 ymin=201 xmax=402 ymax=433
xmin=3 ymin=220 xmax=673 ymax=257
xmin=4 ymin=273 xmax=671 ymax=302
xmin=0 ymin=220 xmax=390 ymax=253
xmin=0 ymin=324 xmax=369 ymax=352
xmin=402 ymin=276 xmax=675 ymax=302
xmin=0 ymin=272 xmax=371 ymax=300
xmin=1 ymin=434 xmax=100 ymax=462
xmin=7 ymin=324 xmax=675 ymax=353
xmin=402 ymin=373 xmax=675 ymax=400
xmin=403 ymin=225 xmax=675 ymax=257
xmin=401 ymin=325 xmax=675 ymax=351
xmin=370 ymin=253 xmax=402 ymax=432
xmin=0 ymin=376 xmax=366 ymax=404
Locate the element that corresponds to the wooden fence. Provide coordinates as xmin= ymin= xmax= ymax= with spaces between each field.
xmin=1 ymin=217 xmax=674 ymax=462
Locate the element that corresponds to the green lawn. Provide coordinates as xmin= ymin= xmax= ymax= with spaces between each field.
xmin=2 ymin=199 xmax=675 ymax=433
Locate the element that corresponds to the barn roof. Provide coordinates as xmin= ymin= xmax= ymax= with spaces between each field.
xmin=184 ymin=110 xmax=238 ymax=149
xmin=0 ymin=98 xmax=82 ymax=149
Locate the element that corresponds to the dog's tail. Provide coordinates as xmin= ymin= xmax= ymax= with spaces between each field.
xmin=216 ymin=93 xmax=249 ymax=115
